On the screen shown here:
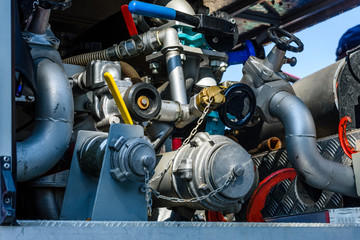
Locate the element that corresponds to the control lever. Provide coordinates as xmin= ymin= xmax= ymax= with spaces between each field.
xmin=127 ymin=1 xmax=238 ymax=51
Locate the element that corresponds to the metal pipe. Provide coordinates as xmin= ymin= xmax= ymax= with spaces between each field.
xmin=239 ymin=59 xmax=346 ymax=149
xmin=63 ymin=28 xmax=187 ymax=104
xmin=159 ymin=28 xmax=188 ymax=104
xmin=269 ymin=91 xmax=357 ymax=197
xmin=292 ymin=59 xmax=345 ymax=136
xmin=17 ymin=59 xmax=74 ymax=182
xmin=166 ymin=52 xmax=187 ymax=104
xmin=63 ymin=31 xmax=161 ymax=66
xmin=154 ymin=94 xmax=203 ymax=128
xmin=28 ymin=7 xmax=51 ymax=35
xmin=155 ymin=100 xmax=182 ymax=122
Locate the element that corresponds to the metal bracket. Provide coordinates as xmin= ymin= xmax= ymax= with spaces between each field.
xmin=0 ymin=156 xmax=16 ymax=225
xmin=61 ymin=124 xmax=147 ymax=221
xmin=146 ymin=45 xmax=227 ymax=67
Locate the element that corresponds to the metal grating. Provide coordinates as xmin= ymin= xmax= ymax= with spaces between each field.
xmin=237 ymin=129 xmax=360 ymax=221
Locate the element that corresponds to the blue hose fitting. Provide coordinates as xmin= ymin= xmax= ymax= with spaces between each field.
xmin=227 ymin=40 xmax=256 ymax=65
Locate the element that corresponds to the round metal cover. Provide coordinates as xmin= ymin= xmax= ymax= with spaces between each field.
xmin=210 ymin=143 xmax=255 ymax=199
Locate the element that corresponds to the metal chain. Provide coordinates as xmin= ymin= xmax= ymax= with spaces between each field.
xmin=183 ymin=98 xmax=214 ymax=146
xmin=144 ymin=98 xmax=216 ymax=215
xmin=150 ymin=172 xmax=235 ymax=203
xmin=144 ymin=168 xmax=153 ymax=216
xmin=149 ymin=98 xmax=214 ymax=184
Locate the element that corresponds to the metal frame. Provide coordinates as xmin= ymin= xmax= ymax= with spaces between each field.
xmin=2 ymin=0 xmax=360 ymax=237
xmin=221 ymin=0 xmax=360 ymax=45
xmin=1 ymin=221 xmax=360 ymax=240
xmin=0 ymin=0 xmax=16 ymax=225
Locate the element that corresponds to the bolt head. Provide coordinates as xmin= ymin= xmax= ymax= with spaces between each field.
xmin=199 ymin=184 xmax=208 ymax=191
xmin=179 ymin=171 xmax=192 ymax=180
xmin=180 ymin=54 xmax=186 ymax=61
xmin=210 ymin=60 xmax=221 ymax=67
xmin=233 ymin=165 xmax=244 ymax=176
xmin=3 ymin=163 xmax=10 ymax=169
xmin=143 ymin=156 xmax=154 ymax=167
xmin=137 ymin=43 xmax=144 ymax=49
xmin=84 ymin=101 xmax=92 ymax=110
xmin=149 ymin=62 xmax=159 ymax=69
xmin=219 ymin=67 xmax=227 ymax=72
xmin=109 ymin=116 xmax=120 ymax=124
xmin=137 ymin=96 xmax=150 ymax=109
xmin=262 ymin=69 xmax=273 ymax=77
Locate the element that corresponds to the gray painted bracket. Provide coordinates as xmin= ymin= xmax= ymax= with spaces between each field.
xmin=91 ymin=124 xmax=147 ymax=220
xmin=61 ymin=130 xmax=108 ymax=220
xmin=61 ymin=124 xmax=147 ymax=221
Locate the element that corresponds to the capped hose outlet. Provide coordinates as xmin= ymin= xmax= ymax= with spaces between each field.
xmin=151 ymin=132 xmax=258 ymax=213
xmin=108 ymin=136 xmax=156 ymax=182
xmin=123 ymin=82 xmax=162 ymax=121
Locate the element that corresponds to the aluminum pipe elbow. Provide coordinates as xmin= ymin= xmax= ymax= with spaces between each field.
xmin=269 ymin=91 xmax=357 ymax=197
xmin=17 ymin=59 xmax=74 ymax=182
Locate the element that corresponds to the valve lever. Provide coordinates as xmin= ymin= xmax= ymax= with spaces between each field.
xmin=121 ymin=5 xmax=138 ymax=37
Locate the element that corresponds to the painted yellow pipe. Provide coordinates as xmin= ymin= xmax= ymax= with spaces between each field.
xmin=103 ymin=72 xmax=133 ymax=125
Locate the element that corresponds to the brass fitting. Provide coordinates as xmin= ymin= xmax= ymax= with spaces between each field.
xmin=196 ymin=86 xmax=225 ymax=111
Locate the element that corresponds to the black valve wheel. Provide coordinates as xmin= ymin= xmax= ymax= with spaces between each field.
xmin=123 ymin=83 xmax=161 ymax=122
xmin=267 ymin=27 xmax=304 ymax=53
xmin=219 ymin=83 xmax=256 ymax=130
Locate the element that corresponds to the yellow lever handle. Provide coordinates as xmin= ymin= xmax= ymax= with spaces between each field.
xmin=103 ymin=72 xmax=133 ymax=125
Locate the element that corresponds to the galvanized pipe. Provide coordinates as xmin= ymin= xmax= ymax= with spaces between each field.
xmin=17 ymin=59 xmax=74 ymax=182
xmin=63 ymin=27 xmax=187 ymax=105
xmin=269 ymin=91 xmax=357 ymax=197
xmin=159 ymin=28 xmax=188 ymax=104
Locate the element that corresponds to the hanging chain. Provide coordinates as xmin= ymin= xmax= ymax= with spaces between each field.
xmin=149 ymin=98 xmax=214 ymax=184
xmin=144 ymin=168 xmax=153 ymax=216
xmin=143 ymin=98 xmax=236 ymax=214
xmin=183 ymin=98 xmax=214 ymax=145
xmin=150 ymin=172 xmax=235 ymax=203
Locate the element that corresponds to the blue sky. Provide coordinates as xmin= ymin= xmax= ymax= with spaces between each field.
xmin=223 ymin=5 xmax=360 ymax=80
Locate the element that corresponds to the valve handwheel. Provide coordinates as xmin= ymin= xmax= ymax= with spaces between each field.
xmin=247 ymin=168 xmax=297 ymax=222
xmin=267 ymin=27 xmax=304 ymax=53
